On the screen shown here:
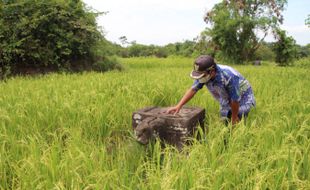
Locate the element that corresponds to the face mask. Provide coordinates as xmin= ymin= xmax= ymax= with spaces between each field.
xmin=198 ymin=74 xmax=211 ymax=83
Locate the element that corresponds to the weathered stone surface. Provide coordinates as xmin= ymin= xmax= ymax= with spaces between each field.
xmin=132 ymin=106 xmax=205 ymax=149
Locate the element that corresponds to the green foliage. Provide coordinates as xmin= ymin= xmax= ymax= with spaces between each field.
xmin=113 ymin=40 xmax=200 ymax=58
xmin=127 ymin=43 xmax=168 ymax=58
xmin=93 ymin=56 xmax=123 ymax=71
xmin=273 ymin=29 xmax=297 ymax=66
xmin=128 ymin=43 xmax=151 ymax=57
xmin=296 ymin=44 xmax=310 ymax=58
xmin=0 ymin=57 xmax=309 ymax=189
xmin=163 ymin=41 xmax=195 ymax=57
xmin=0 ymin=0 xmax=116 ymax=77
xmin=193 ymin=29 xmax=217 ymax=57
xmin=306 ymin=14 xmax=310 ymax=27
xmin=204 ymin=0 xmax=287 ymax=64
xmin=254 ymin=42 xmax=275 ymax=61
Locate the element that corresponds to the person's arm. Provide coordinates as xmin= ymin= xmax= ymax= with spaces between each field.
xmin=167 ymin=88 xmax=197 ymax=114
xmin=230 ymin=100 xmax=240 ymax=125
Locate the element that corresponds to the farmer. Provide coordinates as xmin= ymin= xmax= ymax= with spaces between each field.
xmin=167 ymin=55 xmax=256 ymax=125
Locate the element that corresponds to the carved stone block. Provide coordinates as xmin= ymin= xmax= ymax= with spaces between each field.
xmin=132 ymin=106 xmax=205 ymax=149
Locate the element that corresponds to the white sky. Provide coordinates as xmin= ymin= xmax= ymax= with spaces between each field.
xmin=83 ymin=0 xmax=310 ymax=46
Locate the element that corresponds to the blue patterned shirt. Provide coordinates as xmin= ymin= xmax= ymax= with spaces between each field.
xmin=192 ymin=64 xmax=256 ymax=117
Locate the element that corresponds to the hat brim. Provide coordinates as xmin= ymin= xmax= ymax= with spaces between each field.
xmin=190 ymin=70 xmax=205 ymax=79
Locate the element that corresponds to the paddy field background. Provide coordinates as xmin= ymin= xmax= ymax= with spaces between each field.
xmin=0 ymin=57 xmax=309 ymax=189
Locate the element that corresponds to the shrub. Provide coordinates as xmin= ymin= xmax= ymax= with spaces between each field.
xmin=0 ymin=0 xmax=117 ymax=77
xmin=254 ymin=43 xmax=275 ymax=61
xmin=93 ymin=56 xmax=123 ymax=71
xmin=273 ymin=29 xmax=297 ymax=66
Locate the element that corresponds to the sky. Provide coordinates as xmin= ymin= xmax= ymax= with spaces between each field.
xmin=82 ymin=0 xmax=310 ymax=46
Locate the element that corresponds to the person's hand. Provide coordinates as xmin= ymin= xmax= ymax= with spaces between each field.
xmin=166 ymin=105 xmax=181 ymax=115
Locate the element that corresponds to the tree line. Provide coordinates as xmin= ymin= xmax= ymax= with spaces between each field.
xmin=0 ymin=0 xmax=309 ymax=78
xmin=105 ymin=36 xmax=310 ymax=62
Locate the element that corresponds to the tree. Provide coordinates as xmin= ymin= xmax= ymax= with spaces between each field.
xmin=204 ymin=0 xmax=287 ymax=64
xmin=119 ymin=36 xmax=129 ymax=46
xmin=295 ymin=44 xmax=310 ymax=58
xmin=273 ymin=29 xmax=297 ymax=66
xmin=306 ymin=14 xmax=310 ymax=27
xmin=0 ymin=0 xmax=111 ymax=76
xmin=254 ymin=42 xmax=275 ymax=61
xmin=194 ymin=29 xmax=218 ymax=57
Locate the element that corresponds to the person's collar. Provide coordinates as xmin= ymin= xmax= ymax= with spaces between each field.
xmin=210 ymin=65 xmax=221 ymax=82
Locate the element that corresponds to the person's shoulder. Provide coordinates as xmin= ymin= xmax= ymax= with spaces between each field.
xmin=217 ymin=64 xmax=232 ymax=76
xmin=218 ymin=64 xmax=240 ymax=77
xmin=217 ymin=64 xmax=233 ymax=70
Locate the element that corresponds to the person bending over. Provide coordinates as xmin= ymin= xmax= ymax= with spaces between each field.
xmin=167 ymin=55 xmax=256 ymax=126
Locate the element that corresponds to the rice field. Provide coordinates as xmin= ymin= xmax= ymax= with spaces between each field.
xmin=0 ymin=57 xmax=309 ymax=189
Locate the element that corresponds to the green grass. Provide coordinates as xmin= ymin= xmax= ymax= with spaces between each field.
xmin=0 ymin=57 xmax=310 ymax=189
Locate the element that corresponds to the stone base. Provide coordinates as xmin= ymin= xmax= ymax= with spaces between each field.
xmin=132 ymin=106 xmax=206 ymax=149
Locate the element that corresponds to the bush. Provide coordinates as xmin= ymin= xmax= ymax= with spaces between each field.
xmin=296 ymin=44 xmax=310 ymax=58
xmin=273 ymin=29 xmax=297 ymax=66
xmin=0 ymin=0 xmax=117 ymax=77
xmin=254 ymin=43 xmax=275 ymax=61
xmin=93 ymin=56 xmax=123 ymax=71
